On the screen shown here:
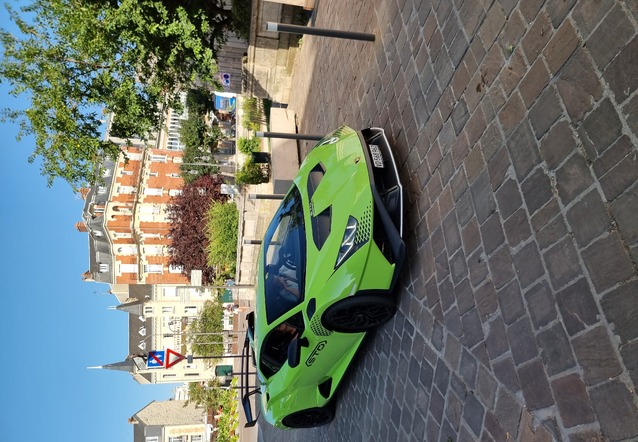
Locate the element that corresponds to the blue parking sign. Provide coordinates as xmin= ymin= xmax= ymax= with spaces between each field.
xmin=147 ymin=350 xmax=165 ymax=368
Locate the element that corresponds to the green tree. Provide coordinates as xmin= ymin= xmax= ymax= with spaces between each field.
xmin=179 ymin=122 xmax=223 ymax=184
xmin=235 ymin=159 xmax=269 ymax=185
xmin=216 ymin=379 xmax=240 ymax=442
xmin=185 ymin=88 xmax=215 ymax=116
xmin=237 ymin=136 xmax=260 ymax=154
xmin=206 ymin=201 xmax=239 ymax=275
xmin=187 ymin=379 xmax=224 ymax=409
xmin=0 ymin=0 xmax=237 ymax=188
xmin=187 ymin=299 xmax=225 ymax=357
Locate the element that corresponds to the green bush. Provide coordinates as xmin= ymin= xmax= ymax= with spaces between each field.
xmin=235 ymin=159 xmax=268 ymax=185
xmin=237 ymin=136 xmax=260 ymax=154
xmin=241 ymin=96 xmax=261 ymax=131
xmin=216 ymin=379 xmax=240 ymax=442
xmin=205 ymin=201 xmax=239 ymax=275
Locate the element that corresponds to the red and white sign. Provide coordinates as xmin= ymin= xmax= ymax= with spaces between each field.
xmin=165 ymin=348 xmax=186 ymax=368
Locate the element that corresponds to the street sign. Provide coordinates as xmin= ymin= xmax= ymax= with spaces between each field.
xmin=147 ymin=349 xmax=185 ymax=368
xmin=165 ymin=348 xmax=186 ymax=368
xmin=147 ymin=351 xmax=165 ymax=368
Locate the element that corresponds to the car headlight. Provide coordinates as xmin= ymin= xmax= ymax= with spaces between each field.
xmin=335 ymin=216 xmax=360 ymax=268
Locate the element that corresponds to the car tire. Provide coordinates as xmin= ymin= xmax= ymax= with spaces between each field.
xmin=322 ymin=294 xmax=396 ymax=333
xmin=281 ymin=405 xmax=335 ymax=428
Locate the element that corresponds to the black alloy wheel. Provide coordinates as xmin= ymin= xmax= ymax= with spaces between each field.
xmin=282 ymin=405 xmax=335 ymax=428
xmin=322 ymin=294 xmax=396 ymax=333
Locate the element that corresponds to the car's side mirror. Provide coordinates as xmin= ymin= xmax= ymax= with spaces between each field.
xmin=287 ymin=336 xmax=309 ymax=368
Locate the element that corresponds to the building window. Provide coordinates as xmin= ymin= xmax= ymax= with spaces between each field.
xmin=97 ymin=186 xmax=107 ymax=195
xmin=120 ymin=263 xmax=138 ymax=273
xmin=140 ymin=205 xmax=161 ymax=214
xmin=162 ymin=306 xmax=174 ymax=314
xmin=117 ymin=245 xmax=136 ymax=255
xmin=169 ymin=265 xmax=183 ymax=274
xmin=144 ymin=187 xmax=163 ymax=196
xmin=162 ymin=287 xmax=178 ymax=297
xmin=127 ymin=153 xmax=143 ymax=161
xmin=121 ymin=170 xmax=133 ymax=176
xmin=144 ymin=264 xmax=163 ymax=274
xmin=168 ymin=437 xmax=184 ymax=442
xmin=93 ymin=230 xmax=103 ymax=237
xmin=172 ymin=156 xmax=183 ymax=163
xmin=184 ymin=306 xmax=198 ymax=316
xmin=99 ymin=263 xmax=109 ymax=273
xmin=145 ymin=437 xmax=159 ymax=442
xmin=118 ymin=186 xmax=136 ymax=194
xmin=150 ymin=154 xmax=167 ymax=163
xmin=168 ymin=189 xmax=183 ymax=197
xmin=191 ymin=436 xmax=203 ymax=442
xmin=144 ymin=245 xmax=164 ymax=256
xmin=144 ymin=306 xmax=153 ymax=315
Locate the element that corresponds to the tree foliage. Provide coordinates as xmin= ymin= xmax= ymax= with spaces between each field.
xmin=187 ymin=378 xmax=224 ymax=409
xmin=185 ymin=88 xmax=215 ymax=116
xmin=235 ymin=159 xmax=269 ymax=185
xmin=179 ymin=89 xmax=224 ymax=184
xmin=206 ymin=201 xmax=238 ymax=275
xmin=215 ymin=379 xmax=240 ymax=442
xmin=187 ymin=299 xmax=224 ymax=357
xmin=179 ymin=123 xmax=223 ymax=184
xmin=237 ymin=136 xmax=260 ymax=154
xmin=187 ymin=379 xmax=240 ymax=441
xmin=167 ymin=174 xmax=228 ymax=284
xmin=0 ymin=0 xmax=236 ymax=188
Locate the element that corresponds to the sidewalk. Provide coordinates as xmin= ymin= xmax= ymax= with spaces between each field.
xmin=261 ymin=0 xmax=638 ymax=441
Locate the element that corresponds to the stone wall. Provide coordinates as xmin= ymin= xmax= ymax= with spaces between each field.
xmin=244 ymin=1 xmax=308 ymax=103
xmin=215 ymin=33 xmax=249 ymax=94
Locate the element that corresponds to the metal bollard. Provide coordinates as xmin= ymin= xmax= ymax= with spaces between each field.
xmin=256 ymin=131 xmax=324 ymax=141
xmin=267 ymin=22 xmax=375 ymax=42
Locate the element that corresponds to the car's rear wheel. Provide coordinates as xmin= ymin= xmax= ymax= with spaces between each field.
xmin=282 ymin=405 xmax=335 ymax=428
xmin=322 ymin=294 xmax=396 ymax=333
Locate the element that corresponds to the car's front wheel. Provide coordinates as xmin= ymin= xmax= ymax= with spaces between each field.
xmin=322 ymin=294 xmax=396 ymax=333
xmin=282 ymin=405 xmax=335 ymax=428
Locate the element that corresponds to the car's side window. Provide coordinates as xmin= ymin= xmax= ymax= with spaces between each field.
xmin=263 ymin=185 xmax=307 ymax=323
xmin=260 ymin=312 xmax=305 ymax=378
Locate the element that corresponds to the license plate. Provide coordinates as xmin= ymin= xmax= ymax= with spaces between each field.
xmin=369 ymin=144 xmax=384 ymax=168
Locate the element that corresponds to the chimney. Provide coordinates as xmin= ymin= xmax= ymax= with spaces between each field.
xmin=77 ymin=187 xmax=91 ymax=200
xmin=128 ymin=417 xmax=138 ymax=425
xmin=82 ymin=270 xmax=94 ymax=282
xmin=75 ymin=222 xmax=88 ymax=232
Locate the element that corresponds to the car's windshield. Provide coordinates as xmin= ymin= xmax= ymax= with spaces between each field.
xmin=263 ymin=185 xmax=306 ymax=323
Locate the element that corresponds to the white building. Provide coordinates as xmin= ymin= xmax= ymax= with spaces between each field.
xmin=92 ymin=284 xmax=239 ymax=384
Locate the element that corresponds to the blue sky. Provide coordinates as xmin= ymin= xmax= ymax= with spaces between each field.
xmin=0 ymin=8 xmax=176 ymax=441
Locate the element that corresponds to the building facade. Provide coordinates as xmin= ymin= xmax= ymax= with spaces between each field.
xmin=79 ymin=113 xmax=191 ymax=286
xmin=130 ymin=400 xmax=210 ymax=442
xmin=95 ymin=285 xmax=238 ymax=385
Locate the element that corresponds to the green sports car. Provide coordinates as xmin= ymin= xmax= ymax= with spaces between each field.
xmin=241 ymin=126 xmax=405 ymax=429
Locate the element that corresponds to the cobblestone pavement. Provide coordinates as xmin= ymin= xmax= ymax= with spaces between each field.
xmin=259 ymin=0 xmax=638 ymax=440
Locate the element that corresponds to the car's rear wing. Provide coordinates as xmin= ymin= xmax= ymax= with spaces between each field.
xmin=241 ymin=315 xmax=260 ymax=428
